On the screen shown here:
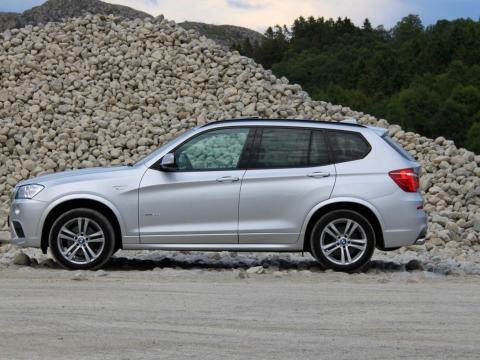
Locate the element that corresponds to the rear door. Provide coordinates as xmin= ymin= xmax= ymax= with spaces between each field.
xmin=238 ymin=127 xmax=336 ymax=244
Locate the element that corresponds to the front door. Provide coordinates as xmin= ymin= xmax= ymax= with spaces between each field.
xmin=139 ymin=127 xmax=252 ymax=244
xmin=239 ymin=127 xmax=336 ymax=244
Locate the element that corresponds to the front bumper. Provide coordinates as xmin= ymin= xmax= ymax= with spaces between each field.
xmin=9 ymin=199 xmax=47 ymax=248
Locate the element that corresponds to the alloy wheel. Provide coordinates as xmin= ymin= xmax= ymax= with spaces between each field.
xmin=56 ymin=217 xmax=105 ymax=265
xmin=320 ymin=218 xmax=367 ymax=266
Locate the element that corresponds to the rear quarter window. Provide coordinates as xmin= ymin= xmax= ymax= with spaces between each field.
xmin=328 ymin=130 xmax=371 ymax=163
xmin=382 ymin=136 xmax=416 ymax=161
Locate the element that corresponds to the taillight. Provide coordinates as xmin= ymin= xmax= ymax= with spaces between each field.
xmin=389 ymin=168 xmax=419 ymax=192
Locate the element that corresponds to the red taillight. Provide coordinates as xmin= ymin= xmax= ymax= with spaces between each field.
xmin=389 ymin=168 xmax=419 ymax=192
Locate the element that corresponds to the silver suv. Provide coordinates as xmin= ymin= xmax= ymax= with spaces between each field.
xmin=9 ymin=119 xmax=427 ymax=271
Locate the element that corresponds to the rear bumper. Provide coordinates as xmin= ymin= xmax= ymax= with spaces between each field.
xmin=413 ymin=227 xmax=427 ymax=245
xmin=372 ymin=190 xmax=428 ymax=248
xmin=381 ymin=213 xmax=428 ymax=248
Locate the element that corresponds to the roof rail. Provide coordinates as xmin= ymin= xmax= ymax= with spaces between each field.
xmin=340 ymin=117 xmax=357 ymax=124
xmin=200 ymin=117 xmax=366 ymax=128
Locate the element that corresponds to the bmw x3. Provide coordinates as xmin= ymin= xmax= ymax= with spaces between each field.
xmin=9 ymin=118 xmax=427 ymax=271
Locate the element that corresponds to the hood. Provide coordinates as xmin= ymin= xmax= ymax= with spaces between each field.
xmin=17 ymin=165 xmax=142 ymax=188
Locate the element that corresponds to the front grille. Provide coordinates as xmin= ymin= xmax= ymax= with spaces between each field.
xmin=12 ymin=221 xmax=25 ymax=238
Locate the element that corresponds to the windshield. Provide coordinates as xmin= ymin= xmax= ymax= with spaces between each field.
xmin=134 ymin=128 xmax=198 ymax=166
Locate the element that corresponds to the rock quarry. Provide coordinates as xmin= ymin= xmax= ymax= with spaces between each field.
xmin=0 ymin=14 xmax=479 ymax=273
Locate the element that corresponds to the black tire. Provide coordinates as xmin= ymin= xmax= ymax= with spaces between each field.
xmin=310 ymin=209 xmax=375 ymax=272
xmin=49 ymin=208 xmax=116 ymax=270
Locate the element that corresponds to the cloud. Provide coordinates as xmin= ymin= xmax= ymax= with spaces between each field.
xmin=0 ymin=0 xmax=476 ymax=30
xmin=99 ymin=0 xmax=471 ymax=31
xmin=226 ymin=0 xmax=267 ymax=10
xmin=103 ymin=0 xmax=405 ymax=30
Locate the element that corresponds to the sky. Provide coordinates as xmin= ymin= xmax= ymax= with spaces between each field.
xmin=1 ymin=0 xmax=479 ymax=32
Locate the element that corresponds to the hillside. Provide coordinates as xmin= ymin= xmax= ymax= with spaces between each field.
xmin=179 ymin=21 xmax=264 ymax=47
xmin=0 ymin=0 xmax=150 ymax=30
xmin=0 ymin=0 xmax=263 ymax=48
xmin=234 ymin=15 xmax=480 ymax=152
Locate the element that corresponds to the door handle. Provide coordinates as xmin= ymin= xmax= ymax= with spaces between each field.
xmin=307 ymin=172 xmax=330 ymax=178
xmin=216 ymin=176 xmax=240 ymax=183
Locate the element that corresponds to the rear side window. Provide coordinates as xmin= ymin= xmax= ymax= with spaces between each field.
xmin=309 ymin=131 xmax=331 ymax=166
xmin=328 ymin=131 xmax=370 ymax=163
xmin=254 ymin=128 xmax=310 ymax=168
xmin=383 ymin=136 xmax=416 ymax=161
xmin=251 ymin=128 xmax=331 ymax=169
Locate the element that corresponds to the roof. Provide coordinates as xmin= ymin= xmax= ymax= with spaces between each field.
xmin=201 ymin=117 xmax=366 ymax=129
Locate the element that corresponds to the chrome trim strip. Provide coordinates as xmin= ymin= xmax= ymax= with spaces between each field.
xmin=123 ymin=243 xmax=300 ymax=252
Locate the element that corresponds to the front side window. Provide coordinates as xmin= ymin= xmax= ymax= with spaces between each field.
xmin=328 ymin=131 xmax=370 ymax=163
xmin=174 ymin=128 xmax=249 ymax=171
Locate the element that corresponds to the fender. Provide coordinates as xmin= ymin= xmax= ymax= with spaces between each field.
xmin=298 ymin=196 xmax=386 ymax=248
xmin=37 ymin=193 xmax=128 ymax=240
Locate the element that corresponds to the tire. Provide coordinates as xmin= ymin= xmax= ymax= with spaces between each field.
xmin=310 ymin=209 xmax=375 ymax=272
xmin=49 ymin=208 xmax=116 ymax=270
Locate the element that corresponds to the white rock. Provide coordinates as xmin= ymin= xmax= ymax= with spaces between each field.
xmin=246 ymin=266 xmax=265 ymax=274
xmin=0 ymin=14 xmax=477 ymax=266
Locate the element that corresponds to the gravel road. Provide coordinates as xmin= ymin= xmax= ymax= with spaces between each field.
xmin=1 ymin=266 xmax=479 ymax=360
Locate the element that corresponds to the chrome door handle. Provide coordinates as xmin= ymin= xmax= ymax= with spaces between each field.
xmin=307 ymin=172 xmax=330 ymax=178
xmin=216 ymin=176 xmax=240 ymax=182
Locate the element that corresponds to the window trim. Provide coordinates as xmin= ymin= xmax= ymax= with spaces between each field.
xmin=248 ymin=126 xmax=333 ymax=170
xmin=325 ymin=129 xmax=372 ymax=164
xmin=151 ymin=125 xmax=371 ymax=172
xmin=151 ymin=126 xmax=255 ymax=172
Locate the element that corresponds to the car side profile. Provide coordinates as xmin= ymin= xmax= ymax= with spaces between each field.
xmin=9 ymin=118 xmax=427 ymax=271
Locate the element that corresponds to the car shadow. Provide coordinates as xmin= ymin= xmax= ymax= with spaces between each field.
xmin=101 ymin=254 xmax=410 ymax=273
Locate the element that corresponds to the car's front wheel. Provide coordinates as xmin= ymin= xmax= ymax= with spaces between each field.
xmin=49 ymin=208 xmax=115 ymax=270
xmin=310 ymin=209 xmax=375 ymax=272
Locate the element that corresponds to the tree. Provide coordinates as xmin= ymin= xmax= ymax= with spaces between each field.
xmin=392 ymin=15 xmax=424 ymax=42
xmin=256 ymin=25 xmax=289 ymax=68
xmin=232 ymin=14 xmax=480 ymax=151
xmin=466 ymin=121 xmax=480 ymax=152
xmin=363 ymin=18 xmax=372 ymax=31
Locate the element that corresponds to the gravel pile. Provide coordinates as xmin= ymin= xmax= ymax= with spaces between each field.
xmin=0 ymin=15 xmax=479 ymax=270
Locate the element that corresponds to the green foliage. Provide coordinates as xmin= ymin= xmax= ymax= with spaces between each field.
xmin=392 ymin=14 xmax=424 ymax=43
xmin=234 ymin=15 xmax=480 ymax=151
xmin=466 ymin=122 xmax=480 ymax=153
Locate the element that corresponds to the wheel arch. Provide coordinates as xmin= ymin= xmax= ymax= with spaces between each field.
xmin=300 ymin=198 xmax=386 ymax=252
xmin=40 ymin=196 xmax=124 ymax=254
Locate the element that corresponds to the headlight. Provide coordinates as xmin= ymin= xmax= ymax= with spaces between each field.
xmin=15 ymin=184 xmax=45 ymax=199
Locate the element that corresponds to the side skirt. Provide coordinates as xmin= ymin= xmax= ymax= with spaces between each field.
xmin=122 ymin=243 xmax=303 ymax=252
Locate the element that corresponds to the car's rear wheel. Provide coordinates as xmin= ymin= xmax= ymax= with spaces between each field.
xmin=49 ymin=208 xmax=115 ymax=270
xmin=310 ymin=209 xmax=375 ymax=272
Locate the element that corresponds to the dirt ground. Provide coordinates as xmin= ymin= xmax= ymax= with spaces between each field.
xmin=1 ymin=263 xmax=480 ymax=360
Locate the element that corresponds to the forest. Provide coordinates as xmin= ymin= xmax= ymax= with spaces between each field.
xmin=233 ymin=15 xmax=480 ymax=152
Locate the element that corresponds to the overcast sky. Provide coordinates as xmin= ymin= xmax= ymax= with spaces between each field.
xmin=1 ymin=0 xmax=479 ymax=31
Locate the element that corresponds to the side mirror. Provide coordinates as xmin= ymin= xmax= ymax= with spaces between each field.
xmin=160 ymin=153 xmax=175 ymax=169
